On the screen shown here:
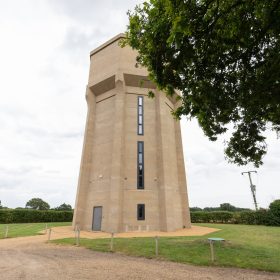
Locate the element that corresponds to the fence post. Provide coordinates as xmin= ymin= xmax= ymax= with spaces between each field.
xmin=45 ymin=223 xmax=48 ymax=234
xmin=5 ymin=225 xmax=9 ymax=238
xmin=48 ymin=228 xmax=52 ymax=241
xmin=209 ymin=240 xmax=215 ymax=262
xmin=155 ymin=236 xmax=159 ymax=257
xmin=110 ymin=232 xmax=114 ymax=252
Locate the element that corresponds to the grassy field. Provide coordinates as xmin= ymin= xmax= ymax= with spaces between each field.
xmin=53 ymin=223 xmax=280 ymax=272
xmin=0 ymin=222 xmax=71 ymax=239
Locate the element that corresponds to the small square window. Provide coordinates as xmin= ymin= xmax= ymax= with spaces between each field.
xmin=137 ymin=204 xmax=145 ymax=220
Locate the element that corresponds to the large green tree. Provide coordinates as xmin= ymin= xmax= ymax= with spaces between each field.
xmin=124 ymin=0 xmax=280 ymax=166
xmin=55 ymin=203 xmax=72 ymax=211
xmin=25 ymin=198 xmax=50 ymax=210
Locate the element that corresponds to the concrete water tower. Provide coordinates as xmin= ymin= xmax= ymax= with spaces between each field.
xmin=73 ymin=34 xmax=191 ymax=233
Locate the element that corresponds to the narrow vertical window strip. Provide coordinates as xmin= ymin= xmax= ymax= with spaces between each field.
xmin=137 ymin=141 xmax=144 ymax=189
xmin=137 ymin=96 xmax=144 ymax=135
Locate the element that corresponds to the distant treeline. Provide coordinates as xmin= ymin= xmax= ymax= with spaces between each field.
xmin=190 ymin=200 xmax=280 ymax=226
xmin=0 ymin=198 xmax=73 ymax=211
xmin=190 ymin=203 xmax=251 ymax=212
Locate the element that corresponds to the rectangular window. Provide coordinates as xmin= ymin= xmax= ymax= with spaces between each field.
xmin=138 ymin=96 xmax=144 ymax=135
xmin=137 ymin=141 xmax=144 ymax=189
xmin=137 ymin=204 xmax=145 ymax=220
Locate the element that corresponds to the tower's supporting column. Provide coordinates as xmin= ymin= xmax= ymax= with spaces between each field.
xmin=107 ymin=80 xmax=126 ymax=233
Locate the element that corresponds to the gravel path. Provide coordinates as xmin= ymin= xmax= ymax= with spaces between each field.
xmin=0 ymin=235 xmax=279 ymax=280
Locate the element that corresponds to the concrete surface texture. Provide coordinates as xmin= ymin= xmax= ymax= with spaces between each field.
xmin=73 ymin=33 xmax=191 ymax=233
xmin=1 ymin=234 xmax=279 ymax=280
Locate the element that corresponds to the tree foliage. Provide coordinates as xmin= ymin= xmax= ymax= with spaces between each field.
xmin=55 ymin=203 xmax=72 ymax=211
xmin=0 ymin=209 xmax=73 ymax=223
xmin=269 ymin=199 xmax=280 ymax=216
xmin=191 ymin=203 xmax=251 ymax=212
xmin=190 ymin=206 xmax=203 ymax=212
xmin=220 ymin=203 xmax=236 ymax=212
xmin=124 ymin=0 xmax=280 ymax=166
xmin=25 ymin=198 xmax=50 ymax=210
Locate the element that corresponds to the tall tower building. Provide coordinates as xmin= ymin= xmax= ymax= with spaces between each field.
xmin=73 ymin=34 xmax=191 ymax=233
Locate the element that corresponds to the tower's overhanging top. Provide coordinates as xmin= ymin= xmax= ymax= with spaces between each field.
xmin=88 ymin=33 xmax=181 ymax=103
xmin=90 ymin=33 xmax=126 ymax=57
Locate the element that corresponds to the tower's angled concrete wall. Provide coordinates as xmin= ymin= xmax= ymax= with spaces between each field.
xmin=73 ymin=34 xmax=191 ymax=232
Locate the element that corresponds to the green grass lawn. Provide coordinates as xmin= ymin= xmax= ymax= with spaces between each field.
xmin=53 ymin=223 xmax=280 ymax=273
xmin=0 ymin=222 xmax=71 ymax=239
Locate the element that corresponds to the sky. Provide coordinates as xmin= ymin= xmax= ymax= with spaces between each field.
xmin=0 ymin=0 xmax=279 ymax=210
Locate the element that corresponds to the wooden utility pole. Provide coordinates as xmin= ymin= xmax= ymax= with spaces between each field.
xmin=242 ymin=171 xmax=258 ymax=210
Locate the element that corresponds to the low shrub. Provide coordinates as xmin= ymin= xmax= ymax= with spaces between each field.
xmin=0 ymin=209 xmax=73 ymax=224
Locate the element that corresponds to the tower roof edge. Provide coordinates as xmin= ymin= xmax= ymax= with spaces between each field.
xmin=90 ymin=33 xmax=126 ymax=57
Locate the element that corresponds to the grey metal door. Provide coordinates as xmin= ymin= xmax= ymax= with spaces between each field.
xmin=92 ymin=206 xmax=102 ymax=231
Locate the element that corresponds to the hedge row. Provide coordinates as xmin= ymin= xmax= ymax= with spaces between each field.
xmin=1 ymin=209 xmax=279 ymax=226
xmin=0 ymin=209 xmax=73 ymax=224
xmin=190 ymin=210 xmax=280 ymax=226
